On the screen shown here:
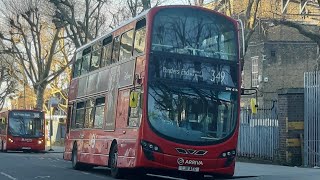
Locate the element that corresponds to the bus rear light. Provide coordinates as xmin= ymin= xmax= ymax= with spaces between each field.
xmin=8 ymin=138 xmax=14 ymax=143
xmin=141 ymin=140 xmax=162 ymax=153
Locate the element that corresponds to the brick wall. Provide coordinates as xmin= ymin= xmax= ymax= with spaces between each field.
xmin=278 ymin=88 xmax=304 ymax=166
xmin=241 ymin=24 xmax=317 ymax=107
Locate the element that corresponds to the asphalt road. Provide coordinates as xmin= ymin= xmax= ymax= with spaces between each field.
xmin=0 ymin=151 xmax=319 ymax=180
xmin=0 ymin=151 xmax=192 ymax=180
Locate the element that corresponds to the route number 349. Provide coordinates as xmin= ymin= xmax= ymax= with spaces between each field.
xmin=211 ymin=70 xmax=226 ymax=84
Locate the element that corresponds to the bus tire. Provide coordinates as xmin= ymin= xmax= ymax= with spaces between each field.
xmin=109 ymin=144 xmax=125 ymax=179
xmin=71 ymin=144 xmax=82 ymax=170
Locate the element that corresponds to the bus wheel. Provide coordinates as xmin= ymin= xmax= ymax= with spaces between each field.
xmin=71 ymin=145 xmax=82 ymax=170
xmin=109 ymin=145 xmax=125 ymax=179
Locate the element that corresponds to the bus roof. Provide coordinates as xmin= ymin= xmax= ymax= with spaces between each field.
xmin=75 ymin=5 xmax=237 ymax=53
xmin=76 ymin=8 xmax=150 ymax=53
xmin=0 ymin=109 xmax=43 ymax=113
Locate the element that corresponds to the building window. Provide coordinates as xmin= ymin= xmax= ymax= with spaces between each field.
xmin=251 ymin=56 xmax=259 ymax=88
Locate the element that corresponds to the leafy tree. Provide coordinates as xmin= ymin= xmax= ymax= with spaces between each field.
xmin=0 ymin=0 xmax=71 ymax=110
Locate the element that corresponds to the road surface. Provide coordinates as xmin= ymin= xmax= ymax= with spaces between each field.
xmin=0 ymin=151 xmax=319 ymax=180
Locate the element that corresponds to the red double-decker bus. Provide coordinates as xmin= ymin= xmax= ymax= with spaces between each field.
xmin=64 ymin=5 xmax=240 ymax=179
xmin=0 ymin=110 xmax=46 ymax=152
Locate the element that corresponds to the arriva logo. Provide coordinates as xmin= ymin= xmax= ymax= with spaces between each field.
xmin=185 ymin=160 xmax=203 ymax=166
xmin=177 ymin=158 xmax=203 ymax=166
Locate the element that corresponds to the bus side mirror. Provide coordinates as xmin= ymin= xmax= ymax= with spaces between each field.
xmin=129 ymin=91 xmax=139 ymax=108
xmin=241 ymin=88 xmax=245 ymax=95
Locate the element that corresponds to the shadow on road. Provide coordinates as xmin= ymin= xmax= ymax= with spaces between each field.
xmin=83 ymin=167 xmax=259 ymax=180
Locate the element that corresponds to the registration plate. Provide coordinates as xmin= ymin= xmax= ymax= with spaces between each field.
xmin=22 ymin=147 xmax=31 ymax=150
xmin=178 ymin=166 xmax=200 ymax=172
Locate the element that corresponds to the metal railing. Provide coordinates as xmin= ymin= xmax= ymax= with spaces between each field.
xmin=237 ymin=102 xmax=279 ymax=160
xmin=304 ymin=71 xmax=320 ymax=167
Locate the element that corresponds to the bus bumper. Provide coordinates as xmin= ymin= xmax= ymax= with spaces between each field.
xmin=137 ymin=150 xmax=235 ymax=176
xmin=6 ymin=143 xmax=45 ymax=151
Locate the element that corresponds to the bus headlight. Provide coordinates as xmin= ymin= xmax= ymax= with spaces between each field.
xmin=8 ymin=138 xmax=14 ymax=143
xmin=38 ymin=140 xmax=43 ymax=144
xmin=220 ymin=150 xmax=236 ymax=158
xmin=141 ymin=140 xmax=162 ymax=153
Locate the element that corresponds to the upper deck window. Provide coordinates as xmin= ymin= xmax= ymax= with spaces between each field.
xmin=151 ymin=8 xmax=238 ymax=61
xmin=112 ymin=36 xmax=120 ymax=63
xmin=133 ymin=18 xmax=146 ymax=56
xmin=101 ymin=36 xmax=113 ymax=67
xmin=73 ymin=51 xmax=82 ymax=78
xmin=90 ymin=42 xmax=102 ymax=71
xmin=119 ymin=29 xmax=134 ymax=61
xmin=81 ymin=47 xmax=92 ymax=75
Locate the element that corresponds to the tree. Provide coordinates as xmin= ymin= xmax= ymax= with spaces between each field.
xmin=266 ymin=1 xmax=320 ymax=68
xmin=0 ymin=0 xmax=71 ymax=110
xmin=187 ymin=0 xmax=204 ymax=6
xmin=0 ymin=53 xmax=18 ymax=110
xmin=50 ymin=0 xmax=110 ymax=48
xmin=51 ymin=0 xmax=165 ymax=48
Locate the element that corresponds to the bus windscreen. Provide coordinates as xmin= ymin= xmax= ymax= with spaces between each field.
xmin=151 ymin=8 xmax=238 ymax=61
xmin=8 ymin=111 xmax=44 ymax=138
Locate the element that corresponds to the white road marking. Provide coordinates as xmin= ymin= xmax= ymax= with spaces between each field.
xmin=148 ymin=174 xmax=184 ymax=180
xmin=35 ymin=176 xmax=50 ymax=179
xmin=0 ymin=172 xmax=17 ymax=180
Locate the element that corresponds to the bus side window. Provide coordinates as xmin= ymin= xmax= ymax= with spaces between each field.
xmin=84 ymin=99 xmax=94 ymax=128
xmin=71 ymin=106 xmax=76 ymax=129
xmin=111 ymin=36 xmax=120 ymax=63
xmin=93 ymin=97 xmax=105 ymax=129
xmin=119 ymin=29 xmax=134 ymax=61
xmin=66 ymin=106 xmax=72 ymax=133
xmin=73 ymin=52 xmax=82 ymax=78
xmin=75 ymin=102 xmax=85 ymax=128
xmin=90 ymin=42 xmax=102 ymax=71
xmin=81 ymin=47 xmax=92 ymax=75
xmin=101 ymin=36 xmax=113 ymax=67
xmin=133 ymin=18 xmax=146 ymax=56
